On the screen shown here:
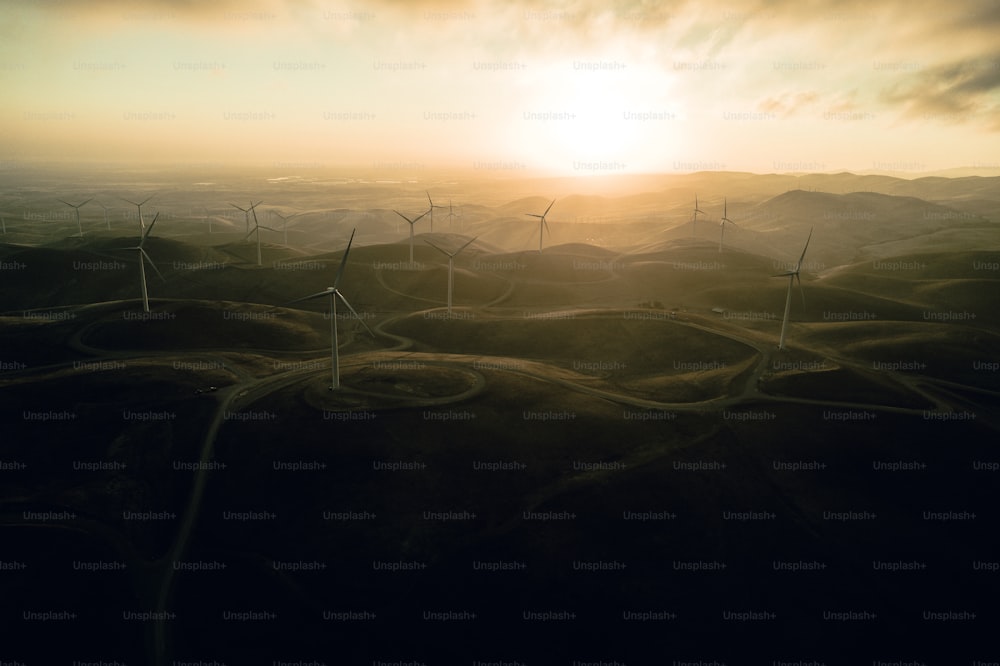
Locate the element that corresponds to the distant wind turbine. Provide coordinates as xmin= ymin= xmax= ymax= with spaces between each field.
xmin=394 ymin=209 xmax=428 ymax=265
xmin=426 ymin=191 xmax=445 ymax=233
xmin=447 ymin=199 xmax=462 ymax=230
xmin=58 ymin=197 xmax=92 ymax=237
xmin=773 ymin=228 xmax=813 ymax=350
xmin=88 ymin=202 xmax=112 ymax=231
xmin=269 ymin=210 xmax=297 ymax=246
xmin=122 ymin=195 xmax=154 ymax=233
xmin=115 ymin=212 xmax=164 ymax=313
xmin=230 ymin=201 xmax=261 ymax=239
xmin=719 ymin=197 xmax=737 ymax=253
xmin=285 ymin=229 xmax=374 ymax=390
xmin=425 ymin=236 xmax=478 ymax=314
xmin=692 ymin=194 xmax=704 ymax=235
xmin=245 ymin=201 xmax=277 ymax=266
xmin=526 ymin=199 xmax=554 ymax=253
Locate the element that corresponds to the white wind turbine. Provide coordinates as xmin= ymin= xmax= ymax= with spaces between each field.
xmin=526 ymin=199 xmax=554 ymax=253
xmin=94 ymin=202 xmax=113 ymax=230
xmin=269 ymin=210 xmax=297 ymax=246
xmin=115 ymin=212 xmax=164 ymax=313
xmin=774 ymin=227 xmax=813 ymax=350
xmin=447 ymin=199 xmax=462 ymax=230
xmin=426 ymin=191 xmax=445 ymax=233
xmin=58 ymin=197 xmax=92 ymax=237
xmin=230 ymin=201 xmax=260 ymax=239
xmin=285 ymin=229 xmax=374 ymax=390
xmin=719 ymin=197 xmax=737 ymax=253
xmin=122 ymin=195 xmax=154 ymax=233
xmin=692 ymin=194 xmax=705 ymax=235
xmin=425 ymin=236 xmax=478 ymax=315
xmin=394 ymin=209 xmax=428 ymax=265
xmin=245 ymin=201 xmax=276 ymax=266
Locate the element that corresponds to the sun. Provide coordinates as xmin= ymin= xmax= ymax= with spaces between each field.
xmin=512 ymin=64 xmax=679 ymax=175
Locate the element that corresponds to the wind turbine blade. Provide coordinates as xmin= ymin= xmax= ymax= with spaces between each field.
xmin=336 ymin=291 xmax=375 ymax=338
xmin=796 ymin=227 xmax=813 ymax=270
xmin=543 ymin=199 xmax=555 ymax=216
xmin=525 ymin=214 xmax=542 ymax=219
xmin=285 ymin=289 xmax=335 ymax=306
xmin=140 ymin=248 xmax=165 ymax=281
xmin=456 ymin=236 xmax=478 ymax=254
xmin=78 ymin=198 xmax=93 ymax=207
xmin=333 ymin=228 xmax=357 ymax=289
xmin=230 ymin=203 xmax=247 ymax=212
xmin=143 ymin=212 xmax=159 ymax=241
xmin=412 ymin=210 xmax=428 ymax=223
xmin=424 ymin=239 xmax=450 ymax=257
xmin=543 ymin=218 xmax=550 ymax=236
xmin=394 ymin=210 xmax=411 ymax=223
xmin=796 ymin=273 xmax=805 ymax=310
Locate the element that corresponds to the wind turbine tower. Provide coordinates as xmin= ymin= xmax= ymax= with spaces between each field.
xmin=426 ymin=192 xmax=445 ymax=233
xmin=286 ymin=229 xmax=374 ymax=390
xmin=425 ymin=236 xmax=477 ymax=314
xmin=58 ymin=197 xmax=93 ymax=237
xmin=526 ymin=199 xmax=554 ymax=253
xmin=774 ymin=228 xmax=813 ymax=350
xmin=692 ymin=194 xmax=704 ymax=235
xmin=122 ymin=195 xmax=154 ymax=233
xmin=115 ymin=212 xmax=164 ymax=313
xmin=394 ymin=209 xmax=428 ymax=265
xmin=719 ymin=197 xmax=737 ymax=253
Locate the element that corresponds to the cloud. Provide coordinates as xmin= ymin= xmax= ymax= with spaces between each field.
xmin=756 ymin=91 xmax=820 ymax=118
xmin=881 ymin=53 xmax=1000 ymax=130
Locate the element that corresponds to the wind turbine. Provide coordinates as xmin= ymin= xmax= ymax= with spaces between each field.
xmin=58 ymin=197 xmax=92 ymax=237
xmin=393 ymin=209 xmax=428 ymax=265
xmin=526 ymin=199 xmax=554 ymax=253
xmin=426 ymin=191 xmax=445 ymax=233
xmin=285 ymin=229 xmax=373 ymax=390
xmin=719 ymin=197 xmax=737 ymax=253
xmin=773 ymin=228 xmax=812 ymax=350
xmin=692 ymin=194 xmax=704 ymax=235
xmin=269 ymin=210 xmax=296 ymax=246
xmin=122 ymin=195 xmax=154 ymax=233
xmin=230 ymin=201 xmax=261 ymax=239
xmin=115 ymin=212 xmax=164 ymax=313
xmin=447 ymin=199 xmax=462 ymax=230
xmin=245 ymin=201 xmax=277 ymax=266
xmin=425 ymin=236 xmax=478 ymax=315
xmin=1 ymin=216 xmax=6 ymax=235
xmin=96 ymin=202 xmax=112 ymax=230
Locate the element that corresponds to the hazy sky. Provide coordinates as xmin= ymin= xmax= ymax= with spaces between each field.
xmin=2 ymin=0 xmax=999 ymax=175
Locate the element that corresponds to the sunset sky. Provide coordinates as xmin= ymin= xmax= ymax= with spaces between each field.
xmin=2 ymin=0 xmax=999 ymax=176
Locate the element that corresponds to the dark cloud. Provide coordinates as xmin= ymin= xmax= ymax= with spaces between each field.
xmin=882 ymin=53 xmax=1000 ymax=129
